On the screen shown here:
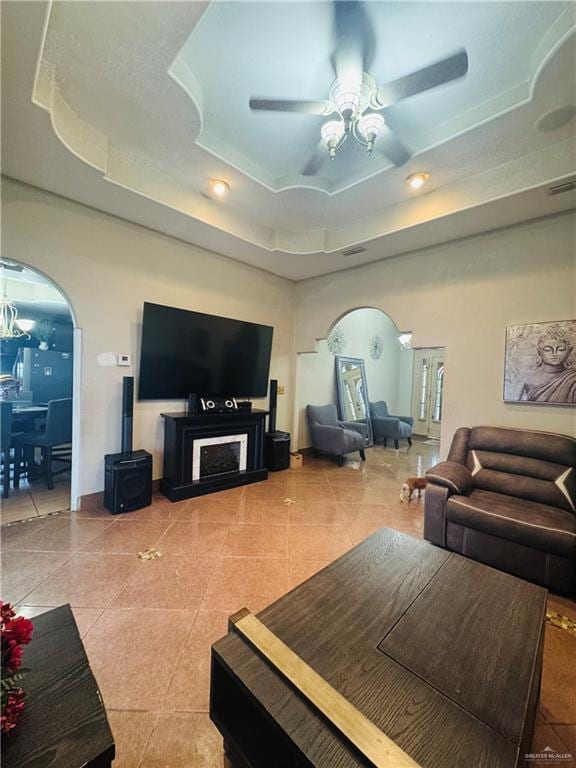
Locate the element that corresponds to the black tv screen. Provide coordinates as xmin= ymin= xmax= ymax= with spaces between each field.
xmin=138 ymin=302 xmax=274 ymax=400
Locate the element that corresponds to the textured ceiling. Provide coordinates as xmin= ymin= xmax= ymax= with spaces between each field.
xmin=175 ymin=0 xmax=570 ymax=191
xmin=1 ymin=0 xmax=575 ymax=279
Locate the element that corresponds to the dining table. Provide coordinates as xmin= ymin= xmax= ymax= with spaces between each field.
xmin=11 ymin=404 xmax=48 ymax=420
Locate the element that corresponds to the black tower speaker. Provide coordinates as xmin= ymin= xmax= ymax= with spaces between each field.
xmin=121 ymin=376 xmax=134 ymax=453
xmin=104 ymin=376 xmax=152 ymax=514
xmin=269 ymin=379 xmax=278 ymax=433
xmin=265 ymin=379 xmax=290 ymax=471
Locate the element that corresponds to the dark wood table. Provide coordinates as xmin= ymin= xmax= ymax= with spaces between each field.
xmin=211 ymin=529 xmax=547 ymax=768
xmin=1 ymin=605 xmax=114 ymax=768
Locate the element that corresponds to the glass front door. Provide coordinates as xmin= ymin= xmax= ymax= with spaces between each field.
xmin=411 ymin=348 xmax=445 ymax=438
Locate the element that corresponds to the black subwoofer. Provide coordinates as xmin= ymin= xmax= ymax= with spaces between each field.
xmin=265 ymin=431 xmax=290 ymax=472
xmin=104 ymin=450 xmax=152 ymax=514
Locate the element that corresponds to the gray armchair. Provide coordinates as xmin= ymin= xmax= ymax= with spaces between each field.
xmin=369 ymin=401 xmax=413 ymax=449
xmin=306 ymin=404 xmax=367 ymax=466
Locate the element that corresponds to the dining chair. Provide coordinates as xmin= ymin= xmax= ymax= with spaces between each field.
xmin=14 ymin=398 xmax=72 ymax=490
xmin=1 ymin=402 xmax=23 ymax=498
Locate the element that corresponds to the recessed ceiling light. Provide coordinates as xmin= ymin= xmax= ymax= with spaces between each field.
xmin=406 ymin=172 xmax=430 ymax=190
xmin=209 ymin=179 xmax=230 ymax=197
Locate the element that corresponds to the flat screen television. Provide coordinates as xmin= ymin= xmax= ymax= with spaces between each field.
xmin=138 ymin=302 xmax=274 ymax=400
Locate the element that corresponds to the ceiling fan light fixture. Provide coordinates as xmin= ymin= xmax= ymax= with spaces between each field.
xmin=357 ymin=112 xmax=385 ymax=154
xmin=321 ymin=120 xmax=346 ymax=159
xmin=209 ymin=179 xmax=230 ymax=197
xmin=406 ymin=171 xmax=430 ymax=190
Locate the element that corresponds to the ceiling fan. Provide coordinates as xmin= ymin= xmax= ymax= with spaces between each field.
xmin=249 ymin=0 xmax=469 ymax=176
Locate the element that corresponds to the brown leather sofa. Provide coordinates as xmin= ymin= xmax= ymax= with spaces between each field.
xmin=424 ymin=426 xmax=576 ymax=594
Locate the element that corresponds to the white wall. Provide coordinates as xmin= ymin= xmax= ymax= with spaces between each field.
xmin=2 ymin=178 xmax=295 ymax=496
xmin=296 ymin=308 xmax=403 ymax=448
xmin=294 ymin=212 xmax=576 ymax=454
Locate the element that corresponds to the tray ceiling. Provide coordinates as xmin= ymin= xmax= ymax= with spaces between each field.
xmin=2 ymin=0 xmax=575 ymax=279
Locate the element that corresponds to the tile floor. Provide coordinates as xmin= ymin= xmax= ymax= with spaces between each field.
xmin=0 ymin=473 xmax=71 ymax=524
xmin=1 ymin=440 xmax=575 ymax=767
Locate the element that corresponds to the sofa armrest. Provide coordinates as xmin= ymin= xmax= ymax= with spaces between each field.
xmin=339 ymin=420 xmax=367 ymax=438
xmin=397 ymin=415 xmax=414 ymax=427
xmin=423 ymin=484 xmax=450 ymax=547
xmin=371 ymin=415 xmax=402 ymax=440
xmin=426 ymin=461 xmax=473 ymax=496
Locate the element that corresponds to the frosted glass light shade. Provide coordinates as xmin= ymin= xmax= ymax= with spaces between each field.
xmin=321 ymin=120 xmax=345 ymax=158
xmin=333 ymin=87 xmax=361 ymax=117
xmin=16 ymin=318 xmax=35 ymax=332
xmin=357 ymin=112 xmax=384 ymax=141
xmin=398 ymin=333 xmax=413 ymax=349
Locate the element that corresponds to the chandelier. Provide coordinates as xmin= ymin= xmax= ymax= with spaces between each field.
xmin=322 ymin=73 xmax=387 ymax=159
xmin=0 ymin=273 xmax=33 ymax=340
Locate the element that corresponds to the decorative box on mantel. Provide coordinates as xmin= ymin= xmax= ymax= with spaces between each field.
xmin=160 ymin=410 xmax=269 ymax=501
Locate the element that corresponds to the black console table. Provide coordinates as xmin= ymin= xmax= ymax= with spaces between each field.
xmin=2 ymin=605 xmax=114 ymax=768
xmin=161 ymin=409 xmax=269 ymax=501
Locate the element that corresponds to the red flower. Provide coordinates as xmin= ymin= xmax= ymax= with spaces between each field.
xmin=4 ymin=642 xmax=23 ymax=670
xmin=6 ymin=617 xmax=34 ymax=646
xmin=0 ymin=602 xmax=15 ymax=623
xmin=0 ymin=602 xmax=33 ymax=733
xmin=1 ymin=688 xmax=25 ymax=734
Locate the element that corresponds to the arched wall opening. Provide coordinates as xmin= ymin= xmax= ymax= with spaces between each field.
xmin=0 ymin=259 xmax=82 ymax=514
xmin=293 ymin=306 xmax=415 ymax=449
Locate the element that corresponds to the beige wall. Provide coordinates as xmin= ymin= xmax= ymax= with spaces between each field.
xmin=294 ymin=212 xmax=576 ymax=454
xmin=2 ymin=178 xmax=295 ymax=496
xmin=3 ymin=177 xmax=574 ymax=494
xmin=296 ymin=308 xmax=404 ymax=448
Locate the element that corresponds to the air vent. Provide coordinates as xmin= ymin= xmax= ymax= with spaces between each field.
xmin=548 ymin=179 xmax=576 ymax=196
xmin=341 ymin=246 xmax=367 ymax=257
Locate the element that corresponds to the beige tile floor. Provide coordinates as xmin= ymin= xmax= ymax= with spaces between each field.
xmin=0 ymin=473 xmax=71 ymax=524
xmin=1 ymin=440 xmax=575 ymax=767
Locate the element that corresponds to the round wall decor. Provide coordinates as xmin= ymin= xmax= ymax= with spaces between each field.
xmin=369 ymin=335 xmax=384 ymax=360
xmin=327 ymin=326 xmax=346 ymax=355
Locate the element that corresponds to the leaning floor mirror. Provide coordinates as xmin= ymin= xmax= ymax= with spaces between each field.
xmin=335 ymin=356 xmax=373 ymax=447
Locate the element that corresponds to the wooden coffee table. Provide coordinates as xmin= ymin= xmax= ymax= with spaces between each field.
xmin=210 ymin=528 xmax=547 ymax=768
xmin=2 ymin=605 xmax=114 ymax=768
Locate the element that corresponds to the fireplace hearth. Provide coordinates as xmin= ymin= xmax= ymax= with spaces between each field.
xmin=161 ymin=410 xmax=268 ymax=501
xmin=193 ymin=434 xmax=248 ymax=481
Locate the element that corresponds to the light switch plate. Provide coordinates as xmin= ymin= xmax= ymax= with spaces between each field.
xmin=117 ymin=354 xmax=132 ymax=367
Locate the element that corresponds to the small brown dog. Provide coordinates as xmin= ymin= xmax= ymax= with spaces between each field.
xmin=400 ymin=477 xmax=428 ymax=502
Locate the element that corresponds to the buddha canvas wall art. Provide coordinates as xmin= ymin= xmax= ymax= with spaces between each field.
xmin=504 ymin=319 xmax=576 ymax=405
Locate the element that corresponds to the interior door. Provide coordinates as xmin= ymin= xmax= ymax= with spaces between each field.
xmin=411 ymin=348 xmax=445 ymax=438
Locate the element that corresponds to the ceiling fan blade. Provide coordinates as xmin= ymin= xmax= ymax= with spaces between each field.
xmin=378 ymin=125 xmax=412 ymax=167
xmin=330 ymin=0 xmax=376 ymax=82
xmin=302 ymin=141 xmax=327 ymax=176
xmin=376 ymin=49 xmax=469 ymax=108
xmin=249 ymin=98 xmax=331 ymax=115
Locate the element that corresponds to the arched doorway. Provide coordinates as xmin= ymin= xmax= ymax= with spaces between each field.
xmin=294 ymin=305 xmax=445 ymax=452
xmin=0 ymin=259 xmax=80 ymax=522
xmin=295 ymin=307 xmax=415 ymax=449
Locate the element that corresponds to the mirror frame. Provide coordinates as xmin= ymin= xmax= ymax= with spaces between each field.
xmin=335 ymin=355 xmax=373 ymax=447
